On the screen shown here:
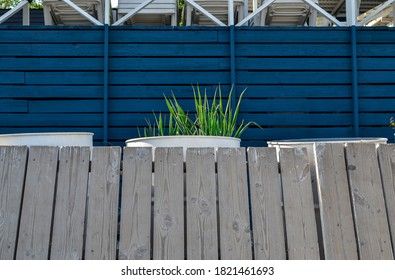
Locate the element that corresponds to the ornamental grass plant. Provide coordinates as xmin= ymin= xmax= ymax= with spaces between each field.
xmin=139 ymin=85 xmax=259 ymax=138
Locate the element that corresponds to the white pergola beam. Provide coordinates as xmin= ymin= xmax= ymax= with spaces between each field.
xmin=63 ymin=0 xmax=103 ymax=25
xmin=357 ymin=0 xmax=395 ymax=26
xmin=105 ymin=0 xmax=111 ymax=25
xmin=186 ymin=0 xmax=226 ymax=26
xmin=0 ymin=0 xmax=29 ymax=24
xmin=113 ymin=0 xmax=154 ymax=26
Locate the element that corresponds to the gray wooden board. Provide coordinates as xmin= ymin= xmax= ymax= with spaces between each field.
xmin=85 ymin=147 xmax=121 ymax=260
xmin=119 ymin=147 xmax=152 ymax=260
xmin=16 ymin=146 xmax=59 ymax=260
xmin=50 ymin=147 xmax=90 ymax=260
xmin=378 ymin=144 xmax=395 ymax=256
xmin=314 ymin=143 xmax=358 ymax=260
xmin=346 ymin=143 xmax=393 ymax=259
xmin=186 ymin=148 xmax=218 ymax=260
xmin=247 ymin=147 xmax=286 ymax=260
xmin=153 ymin=148 xmax=184 ymax=260
xmin=0 ymin=146 xmax=28 ymax=260
xmin=280 ymin=147 xmax=320 ymax=260
xmin=217 ymin=148 xmax=252 ymax=260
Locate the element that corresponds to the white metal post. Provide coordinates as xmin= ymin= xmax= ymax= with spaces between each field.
xmin=105 ymin=0 xmax=111 ymax=25
xmin=22 ymin=1 xmax=30 ymax=26
xmin=228 ymin=0 xmax=234 ymax=26
xmin=346 ymin=0 xmax=357 ymax=26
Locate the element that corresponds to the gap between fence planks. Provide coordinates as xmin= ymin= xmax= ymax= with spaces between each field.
xmin=1 ymin=144 xmax=395 ymax=260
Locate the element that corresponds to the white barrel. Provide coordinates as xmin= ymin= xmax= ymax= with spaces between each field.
xmin=0 ymin=132 xmax=94 ymax=147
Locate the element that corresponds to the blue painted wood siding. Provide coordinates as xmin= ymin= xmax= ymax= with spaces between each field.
xmin=1 ymin=26 xmax=394 ymax=146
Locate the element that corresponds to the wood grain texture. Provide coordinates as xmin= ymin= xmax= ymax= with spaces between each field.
xmin=186 ymin=148 xmax=218 ymax=260
xmin=314 ymin=143 xmax=358 ymax=260
xmin=280 ymin=147 xmax=319 ymax=260
xmin=247 ymin=147 xmax=286 ymax=260
xmin=378 ymin=144 xmax=395 ymax=256
xmin=346 ymin=143 xmax=393 ymax=259
xmin=119 ymin=147 xmax=152 ymax=260
xmin=153 ymin=148 xmax=184 ymax=260
xmin=50 ymin=147 xmax=90 ymax=260
xmin=16 ymin=147 xmax=59 ymax=260
xmin=0 ymin=146 xmax=28 ymax=260
xmin=217 ymin=148 xmax=252 ymax=260
xmin=85 ymin=147 xmax=121 ymax=260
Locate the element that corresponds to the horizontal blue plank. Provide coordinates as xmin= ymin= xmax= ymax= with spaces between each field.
xmin=360 ymin=98 xmax=395 ymax=111
xmin=359 ymin=71 xmax=395 ymax=83
xmin=235 ymin=58 xmax=351 ymax=71
xmin=237 ymin=85 xmax=352 ymax=98
xmin=357 ymin=29 xmax=395 ymax=43
xmin=110 ymin=57 xmax=226 ymax=71
xmin=359 ymin=85 xmax=395 ymax=97
xmin=236 ymin=44 xmax=351 ymax=57
xmin=357 ymin=44 xmax=395 ymax=57
xmin=110 ymin=28 xmax=220 ymax=43
xmin=359 ymin=113 xmax=395 ymax=125
xmin=232 ymin=28 xmax=350 ymax=43
xmin=236 ymin=71 xmax=351 ymax=84
xmin=0 ymin=28 xmax=104 ymax=43
xmin=0 ymin=85 xmax=102 ymax=98
xmin=358 ymin=58 xmax=395 ymax=70
xmin=0 ymin=43 xmax=104 ymax=57
xmin=110 ymin=43 xmax=229 ymax=57
xmin=360 ymin=127 xmax=394 ymax=141
xmin=0 ymin=100 xmax=28 ymax=112
xmin=109 ymin=72 xmax=230 ymax=85
xmin=241 ymin=127 xmax=354 ymax=139
xmin=0 ymin=113 xmax=101 ymax=126
xmin=25 ymin=72 xmax=103 ymax=85
xmin=0 ymin=58 xmax=103 ymax=71
xmin=0 ymin=72 xmax=24 ymax=84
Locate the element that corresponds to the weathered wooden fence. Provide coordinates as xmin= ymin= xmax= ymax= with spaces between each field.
xmin=0 ymin=144 xmax=394 ymax=260
xmin=1 ymin=26 xmax=395 ymax=146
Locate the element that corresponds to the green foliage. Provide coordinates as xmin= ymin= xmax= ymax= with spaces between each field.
xmin=1 ymin=0 xmax=42 ymax=9
xmin=138 ymin=85 xmax=260 ymax=139
xmin=390 ymin=117 xmax=395 ymax=128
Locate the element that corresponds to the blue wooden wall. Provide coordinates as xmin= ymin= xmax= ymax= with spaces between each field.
xmin=1 ymin=26 xmax=395 ymax=146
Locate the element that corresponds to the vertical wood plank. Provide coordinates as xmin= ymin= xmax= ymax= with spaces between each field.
xmin=50 ymin=147 xmax=90 ymax=260
xmin=314 ymin=143 xmax=358 ymax=260
xmin=186 ymin=148 xmax=218 ymax=260
xmin=346 ymin=143 xmax=393 ymax=259
xmin=247 ymin=147 xmax=286 ymax=260
xmin=0 ymin=146 xmax=28 ymax=260
xmin=16 ymin=146 xmax=59 ymax=260
xmin=119 ymin=147 xmax=152 ymax=260
xmin=280 ymin=147 xmax=319 ymax=260
xmin=153 ymin=148 xmax=184 ymax=260
xmin=85 ymin=147 xmax=121 ymax=260
xmin=217 ymin=148 xmax=252 ymax=260
xmin=378 ymin=144 xmax=395 ymax=256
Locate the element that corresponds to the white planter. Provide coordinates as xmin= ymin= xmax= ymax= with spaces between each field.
xmin=0 ymin=132 xmax=94 ymax=147
xmin=126 ymin=136 xmax=241 ymax=159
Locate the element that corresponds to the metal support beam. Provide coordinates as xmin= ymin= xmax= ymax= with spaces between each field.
xmin=236 ymin=0 xmax=275 ymax=26
xmin=302 ymin=0 xmax=345 ymax=26
xmin=63 ymin=0 xmax=103 ymax=25
xmin=357 ymin=0 xmax=395 ymax=26
xmin=0 ymin=0 xmax=29 ymax=24
xmin=113 ymin=0 xmax=153 ymax=26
